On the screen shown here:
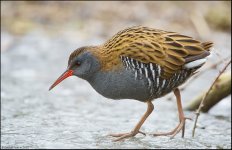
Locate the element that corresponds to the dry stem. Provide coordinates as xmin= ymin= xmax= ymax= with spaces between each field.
xmin=192 ymin=59 xmax=231 ymax=137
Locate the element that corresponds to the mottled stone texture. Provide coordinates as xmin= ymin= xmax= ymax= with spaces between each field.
xmin=1 ymin=31 xmax=231 ymax=149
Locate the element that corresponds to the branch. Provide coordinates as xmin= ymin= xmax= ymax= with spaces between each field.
xmin=192 ymin=59 xmax=231 ymax=137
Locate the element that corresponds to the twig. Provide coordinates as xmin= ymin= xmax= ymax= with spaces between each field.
xmin=192 ymin=59 xmax=231 ymax=137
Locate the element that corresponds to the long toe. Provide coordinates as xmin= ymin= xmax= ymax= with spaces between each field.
xmin=152 ymin=123 xmax=180 ymax=137
xmin=114 ymin=132 xmax=135 ymax=142
xmin=109 ymin=133 xmax=128 ymax=137
xmin=109 ymin=130 xmax=146 ymax=141
xmin=109 ymin=130 xmax=146 ymax=138
xmin=152 ymin=117 xmax=189 ymax=138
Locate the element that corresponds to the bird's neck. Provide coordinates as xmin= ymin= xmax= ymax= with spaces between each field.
xmin=89 ymin=45 xmax=123 ymax=72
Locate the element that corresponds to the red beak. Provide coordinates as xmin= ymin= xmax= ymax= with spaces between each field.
xmin=49 ymin=70 xmax=73 ymax=91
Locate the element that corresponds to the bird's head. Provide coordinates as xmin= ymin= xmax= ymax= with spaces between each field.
xmin=49 ymin=46 xmax=100 ymax=91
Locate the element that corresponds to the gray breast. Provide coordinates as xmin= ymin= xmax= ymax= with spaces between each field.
xmin=87 ymin=68 xmax=151 ymax=101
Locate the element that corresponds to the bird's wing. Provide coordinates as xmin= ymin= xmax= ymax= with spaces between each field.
xmin=120 ymin=32 xmax=213 ymax=79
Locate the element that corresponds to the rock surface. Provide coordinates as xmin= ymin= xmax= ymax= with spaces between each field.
xmin=1 ymin=30 xmax=231 ymax=149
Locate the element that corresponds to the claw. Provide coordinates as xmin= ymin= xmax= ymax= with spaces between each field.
xmin=185 ymin=116 xmax=193 ymax=121
xmin=138 ymin=131 xmax=146 ymax=136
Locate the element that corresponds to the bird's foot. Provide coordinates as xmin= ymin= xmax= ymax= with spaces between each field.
xmin=152 ymin=117 xmax=192 ymax=138
xmin=109 ymin=130 xmax=146 ymax=141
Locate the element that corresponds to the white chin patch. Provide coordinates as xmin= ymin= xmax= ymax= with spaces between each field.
xmin=184 ymin=58 xmax=207 ymax=69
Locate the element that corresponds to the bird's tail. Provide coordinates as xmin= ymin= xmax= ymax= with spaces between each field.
xmin=184 ymin=41 xmax=213 ymax=69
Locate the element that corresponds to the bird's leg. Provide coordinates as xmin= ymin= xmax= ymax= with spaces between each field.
xmin=153 ymin=88 xmax=190 ymax=138
xmin=109 ymin=101 xmax=154 ymax=141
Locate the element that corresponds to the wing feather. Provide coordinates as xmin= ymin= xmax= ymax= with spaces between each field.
xmin=101 ymin=26 xmax=213 ymax=78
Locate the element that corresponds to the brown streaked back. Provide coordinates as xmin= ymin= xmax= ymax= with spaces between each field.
xmin=96 ymin=26 xmax=213 ymax=78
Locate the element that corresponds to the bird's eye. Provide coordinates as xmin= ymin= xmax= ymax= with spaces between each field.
xmin=76 ymin=61 xmax=81 ymax=66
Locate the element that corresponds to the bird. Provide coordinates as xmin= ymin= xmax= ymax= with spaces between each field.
xmin=49 ymin=26 xmax=213 ymax=141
